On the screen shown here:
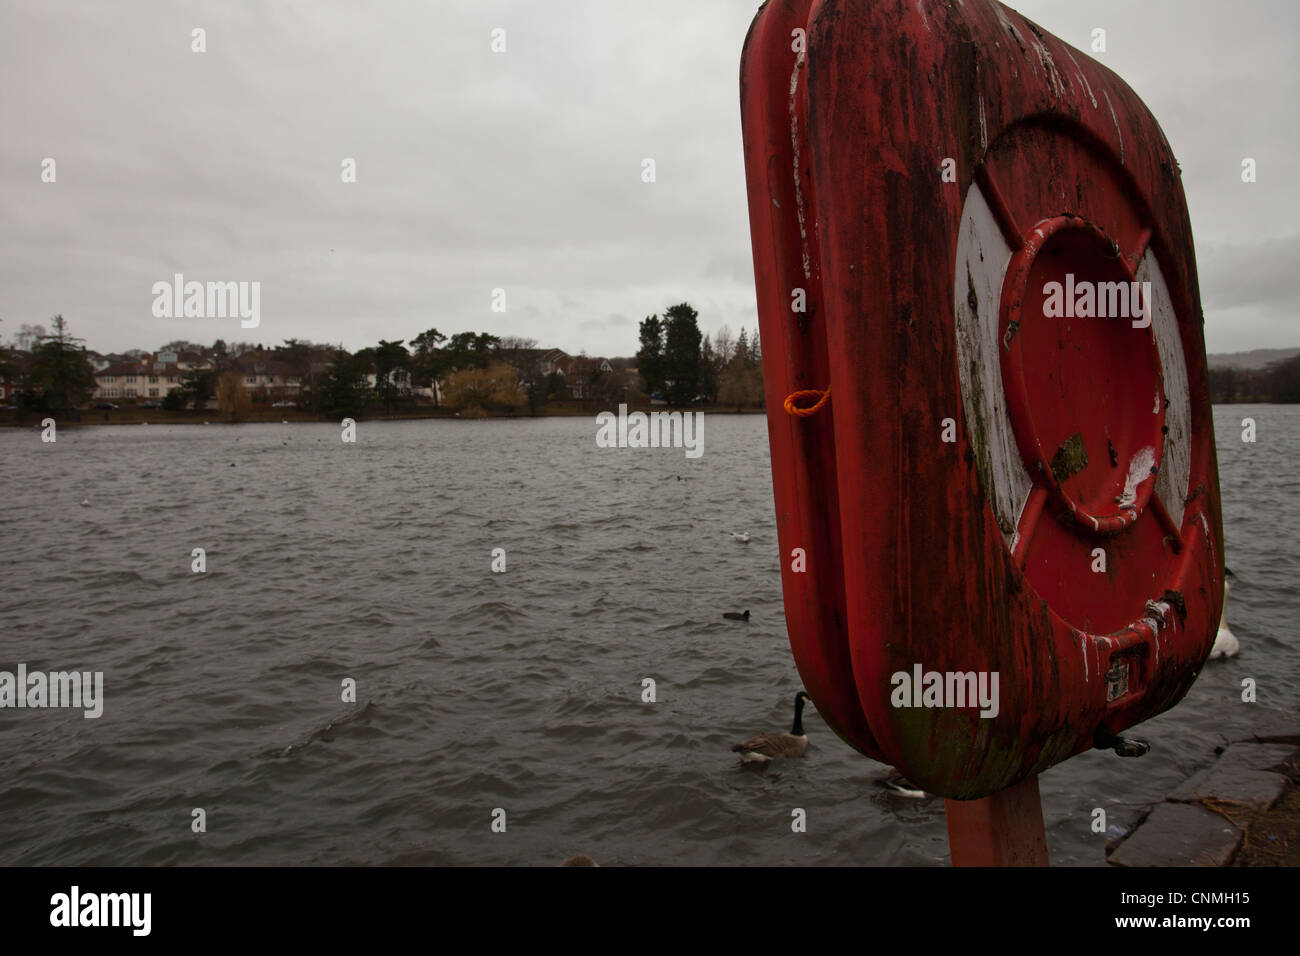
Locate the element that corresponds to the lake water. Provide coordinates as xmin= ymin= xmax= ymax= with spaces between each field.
xmin=0 ymin=407 xmax=1295 ymax=865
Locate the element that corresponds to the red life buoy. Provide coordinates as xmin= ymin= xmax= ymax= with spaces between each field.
xmin=741 ymin=0 xmax=1223 ymax=798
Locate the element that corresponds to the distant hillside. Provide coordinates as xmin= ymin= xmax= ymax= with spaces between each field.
xmin=1209 ymin=349 xmax=1300 ymax=403
xmin=1208 ymin=348 xmax=1300 ymax=370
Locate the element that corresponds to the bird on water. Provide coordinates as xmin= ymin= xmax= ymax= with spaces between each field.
xmin=722 ymin=610 xmax=750 ymax=621
xmin=1210 ymin=578 xmax=1239 ymax=659
xmin=733 ymin=691 xmax=811 ymax=763
xmin=878 ymin=769 xmax=928 ymax=798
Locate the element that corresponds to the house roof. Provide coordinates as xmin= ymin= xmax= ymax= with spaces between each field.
xmin=98 ymin=361 xmax=187 ymax=377
xmin=233 ymin=355 xmax=294 ymax=376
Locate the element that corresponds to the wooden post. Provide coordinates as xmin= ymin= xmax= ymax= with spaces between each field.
xmin=944 ymin=774 xmax=1049 ymax=866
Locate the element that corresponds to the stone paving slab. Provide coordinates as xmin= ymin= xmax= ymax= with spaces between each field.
xmin=1168 ymin=769 xmax=1287 ymax=811
xmin=1108 ymin=802 xmax=1242 ymax=867
xmin=1234 ymin=711 xmax=1300 ymax=746
xmin=1167 ymin=742 xmax=1295 ymax=811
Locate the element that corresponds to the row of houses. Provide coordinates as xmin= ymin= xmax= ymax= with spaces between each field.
xmin=3 ymin=347 xmax=325 ymax=404
xmin=93 ymin=351 xmax=305 ymax=402
xmin=529 ymin=349 xmax=619 ymax=399
xmin=2 ymin=343 xmax=632 ymax=406
xmin=89 ymin=348 xmax=627 ymax=404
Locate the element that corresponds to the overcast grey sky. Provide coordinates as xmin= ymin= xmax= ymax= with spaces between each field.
xmin=1 ymin=0 xmax=1295 ymax=357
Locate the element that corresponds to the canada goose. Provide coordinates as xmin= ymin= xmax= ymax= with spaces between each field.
xmin=723 ymin=610 xmax=750 ymax=621
xmin=731 ymin=531 xmax=751 ymax=542
xmin=733 ymin=691 xmax=810 ymax=763
xmin=1210 ymin=578 xmax=1240 ymax=659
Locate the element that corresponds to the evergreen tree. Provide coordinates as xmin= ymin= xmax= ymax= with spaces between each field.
xmin=0 ymin=342 xmax=17 ymax=397
xmin=277 ymin=338 xmax=315 ymax=408
xmin=27 ymin=316 xmax=96 ymax=411
xmin=319 ymin=350 xmax=370 ymax=418
xmin=445 ymin=332 xmax=499 ymax=371
xmin=746 ymin=326 xmax=762 ymax=368
xmin=410 ymin=327 xmax=448 ymax=407
xmin=699 ymin=335 xmax=718 ymax=404
xmin=179 ymin=368 xmax=216 ymax=409
xmin=637 ymin=315 xmax=664 ymax=396
xmin=662 ymin=302 xmax=702 ymax=405
xmin=372 ymin=339 xmax=409 ymax=411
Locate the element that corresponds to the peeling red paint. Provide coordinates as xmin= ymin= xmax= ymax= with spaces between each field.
xmin=741 ymin=0 xmax=1223 ymax=799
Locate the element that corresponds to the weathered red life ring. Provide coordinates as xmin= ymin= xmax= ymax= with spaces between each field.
xmin=741 ymin=0 xmax=1223 ymax=798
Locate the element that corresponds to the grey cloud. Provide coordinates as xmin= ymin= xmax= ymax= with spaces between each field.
xmin=1 ymin=0 xmax=1295 ymax=362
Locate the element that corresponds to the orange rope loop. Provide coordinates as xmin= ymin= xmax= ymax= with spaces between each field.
xmin=783 ymin=387 xmax=830 ymax=417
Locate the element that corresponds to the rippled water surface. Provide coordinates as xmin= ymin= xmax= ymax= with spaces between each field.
xmin=0 ymin=407 xmax=1296 ymax=865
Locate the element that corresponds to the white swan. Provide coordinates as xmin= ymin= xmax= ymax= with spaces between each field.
xmin=1210 ymin=579 xmax=1239 ymax=659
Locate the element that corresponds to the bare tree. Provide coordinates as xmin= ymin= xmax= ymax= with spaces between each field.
xmin=15 ymin=322 xmax=46 ymax=351
xmin=713 ymin=325 xmax=734 ymax=365
xmin=494 ymin=336 xmax=543 ymax=415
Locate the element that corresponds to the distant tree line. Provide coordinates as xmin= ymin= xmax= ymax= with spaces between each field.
xmin=1209 ymin=356 xmax=1300 ymax=403
xmin=4 ymin=305 xmax=773 ymax=420
xmin=637 ymin=303 xmax=764 ymax=409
